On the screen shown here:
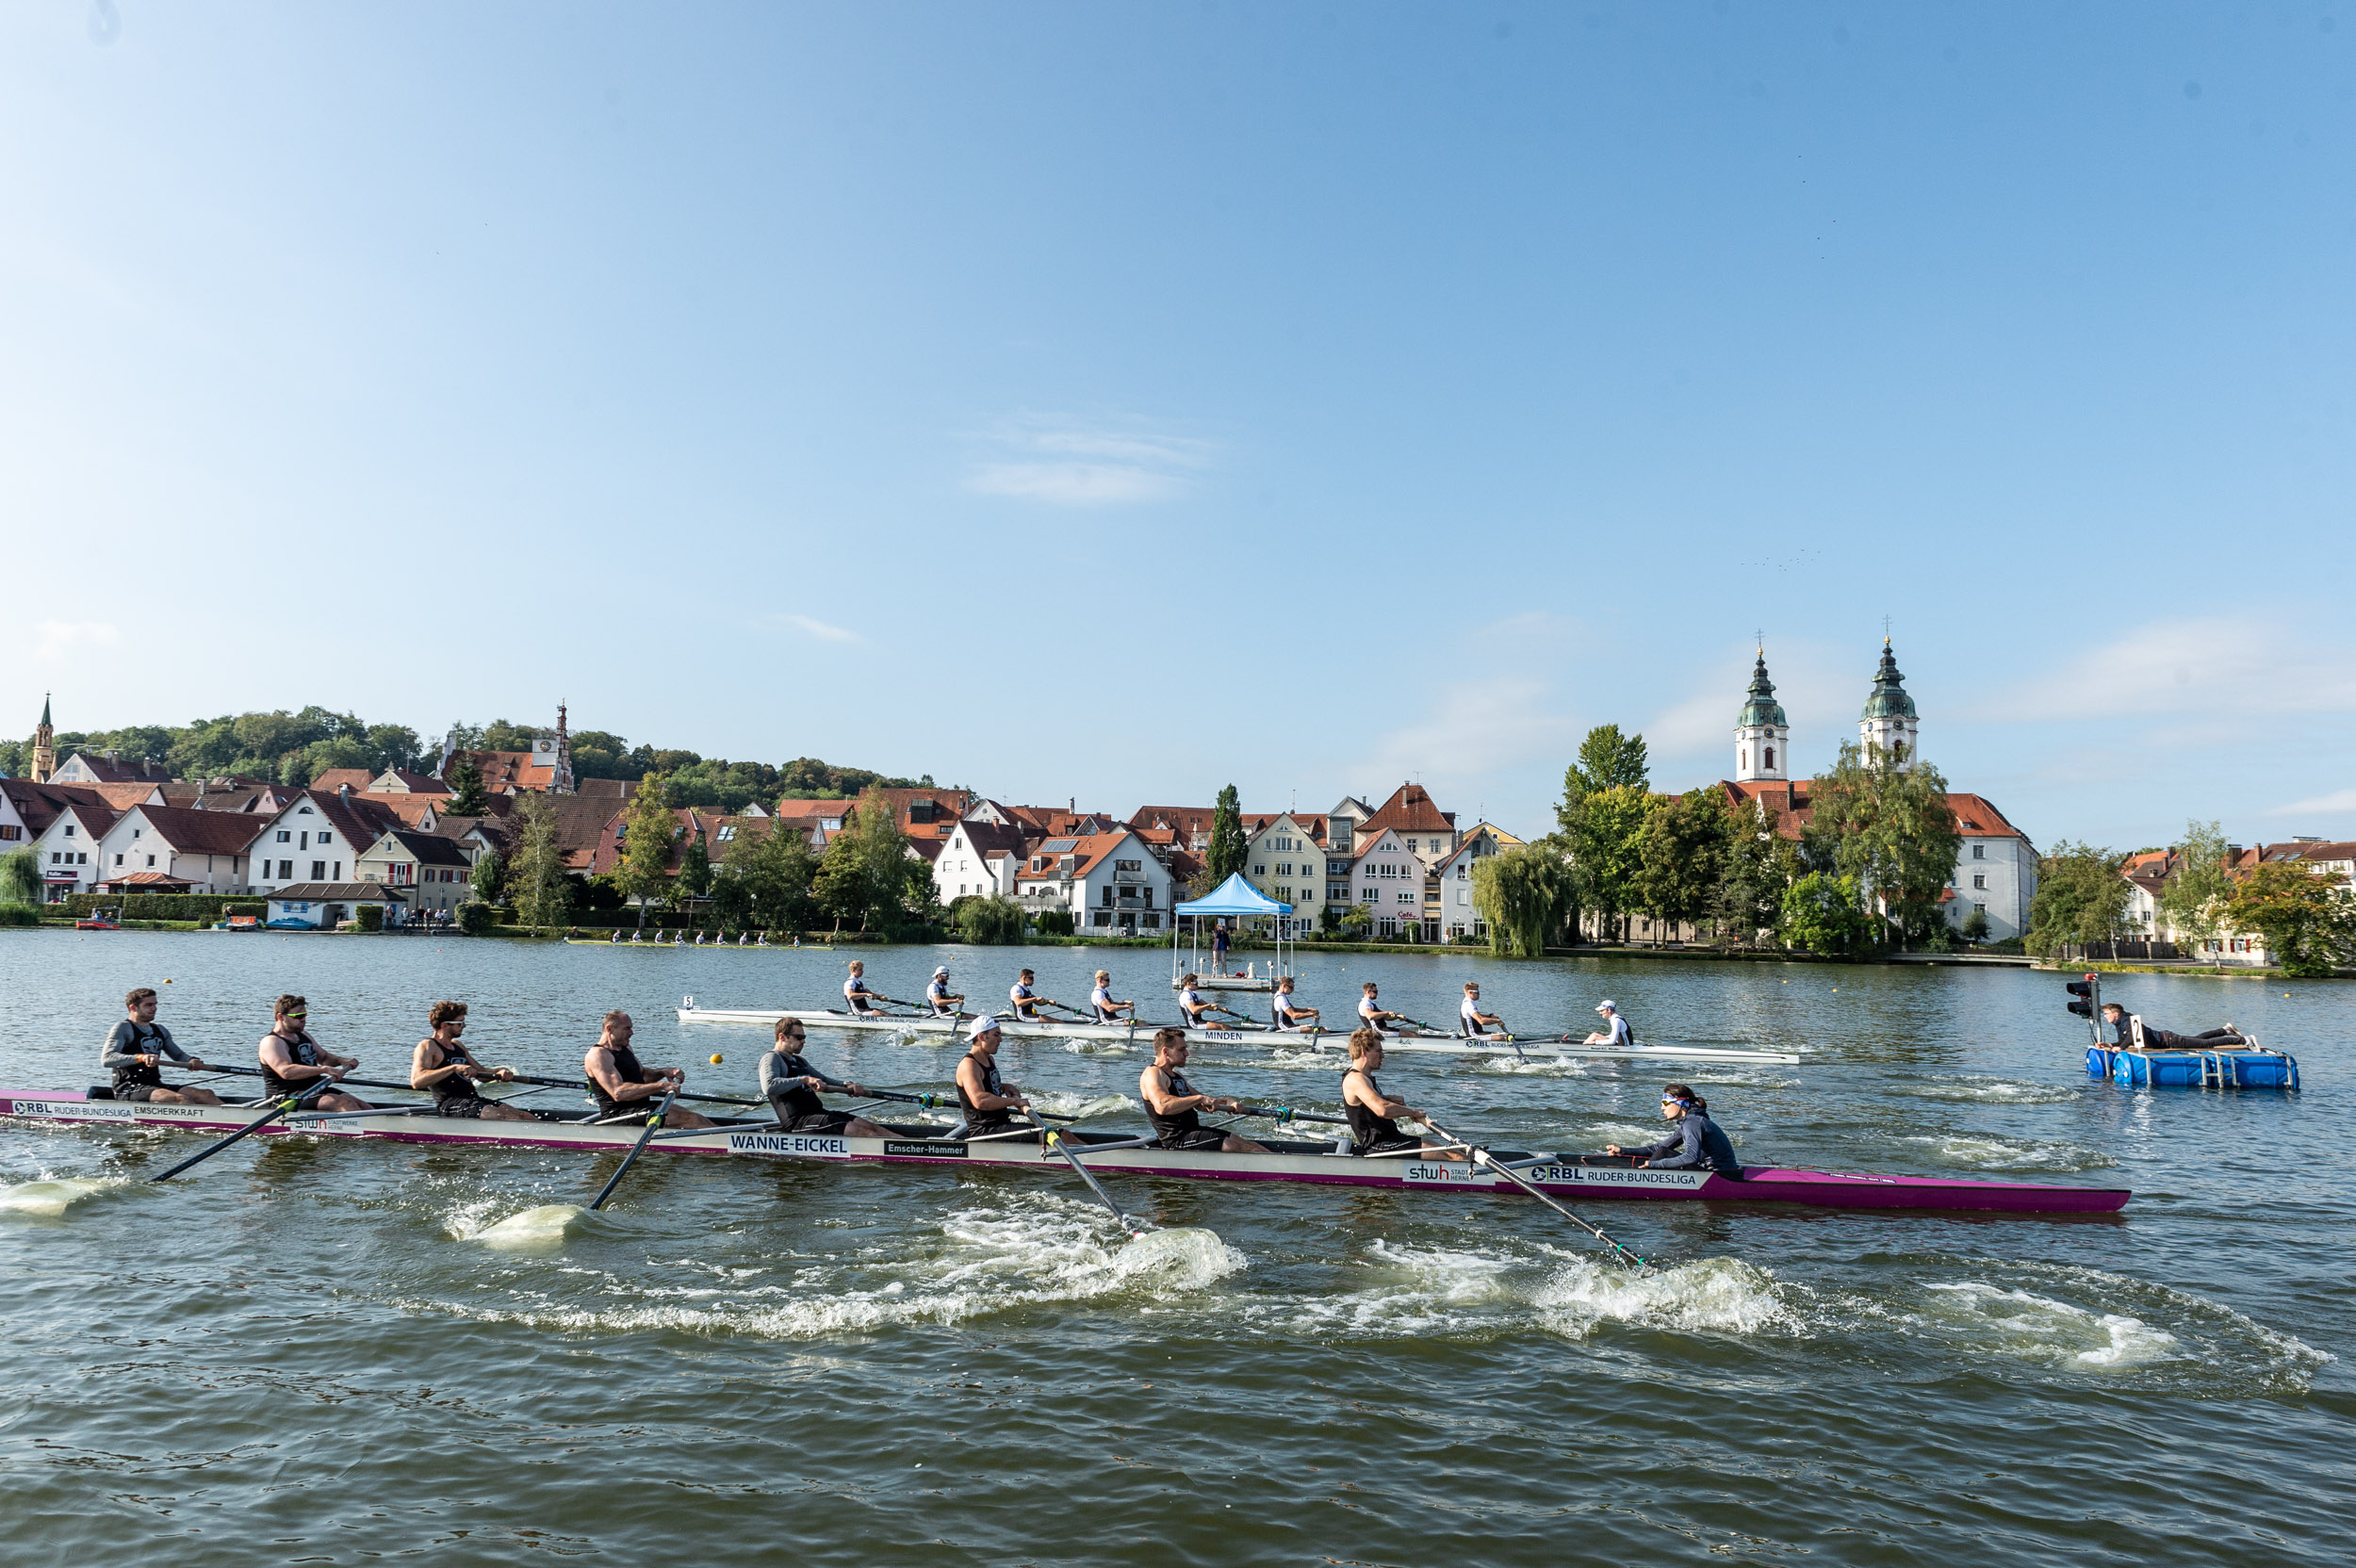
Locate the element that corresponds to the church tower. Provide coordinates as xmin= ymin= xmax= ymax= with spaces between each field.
xmin=551 ymin=702 xmax=576 ymax=795
xmin=1734 ymin=649 xmax=1790 ymax=782
xmin=1859 ymin=638 xmax=1919 ymax=769
xmin=31 ymin=694 xmax=55 ymax=784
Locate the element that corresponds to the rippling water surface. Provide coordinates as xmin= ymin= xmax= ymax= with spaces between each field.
xmin=2 ymin=932 xmax=2347 ymax=1565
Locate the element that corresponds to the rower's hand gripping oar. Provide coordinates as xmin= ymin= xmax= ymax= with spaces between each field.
xmin=150 ymin=1077 xmax=336 ymax=1182
xmin=1025 ymin=1110 xmax=1151 ymax=1237
xmin=589 ymin=1090 xmax=679 ymax=1211
xmin=1419 ymin=1118 xmax=1655 ymax=1274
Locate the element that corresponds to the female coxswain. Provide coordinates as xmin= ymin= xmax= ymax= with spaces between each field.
xmin=1605 ymin=1085 xmax=1742 ymax=1176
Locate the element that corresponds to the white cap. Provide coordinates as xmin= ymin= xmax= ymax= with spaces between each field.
xmin=967 ymin=1013 xmax=1001 ymax=1038
xmin=934 ymin=966 xmax=949 ymax=976
xmin=1596 ymin=1000 xmax=1616 ymax=1012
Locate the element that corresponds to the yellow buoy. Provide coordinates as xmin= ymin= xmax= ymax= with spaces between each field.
xmin=710 ymin=1054 xmax=725 ymax=1066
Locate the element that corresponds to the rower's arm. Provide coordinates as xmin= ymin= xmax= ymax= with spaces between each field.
xmin=957 ymin=1060 xmax=1025 ymax=1111
xmin=586 ymin=1051 xmax=660 ymax=1102
xmin=411 ymin=1041 xmax=466 ymax=1089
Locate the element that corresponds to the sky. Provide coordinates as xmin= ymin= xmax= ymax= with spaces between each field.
xmin=4 ymin=2 xmax=2352 ymax=851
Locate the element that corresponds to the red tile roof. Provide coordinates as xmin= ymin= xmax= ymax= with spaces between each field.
xmin=125 ymin=804 xmax=273 ymax=858
xmin=1359 ymin=784 xmax=1454 ymax=838
xmin=1014 ymin=829 xmax=1141 ymax=883
xmin=1712 ymin=781 xmax=2030 ymax=844
xmin=310 ymin=769 xmax=380 ymax=795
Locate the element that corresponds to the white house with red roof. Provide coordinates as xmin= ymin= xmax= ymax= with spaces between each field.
xmin=1345 ymin=826 xmax=1431 ymax=939
xmin=26 ymin=797 xmax=119 ymax=900
xmin=248 ymin=789 xmax=411 ymax=897
xmin=1013 ymin=827 xmax=1177 ymax=935
xmin=91 ymin=804 xmax=269 ymax=895
xmin=933 ymin=818 xmax=1029 ymax=904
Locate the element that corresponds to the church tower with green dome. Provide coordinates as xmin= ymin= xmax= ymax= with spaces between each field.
xmin=1859 ymin=638 xmax=1919 ymax=770
xmin=1733 ymin=649 xmax=1790 ymax=783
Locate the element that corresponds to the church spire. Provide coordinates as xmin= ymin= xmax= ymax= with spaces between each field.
xmin=31 ymin=694 xmax=55 ymax=784
xmin=1858 ymin=636 xmax=1920 ymax=769
xmin=1734 ymin=646 xmax=1790 ymax=783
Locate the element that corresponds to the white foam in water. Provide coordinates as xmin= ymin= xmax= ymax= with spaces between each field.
xmin=1028 ymin=1090 xmax=1135 ymax=1122
xmin=466 ymin=1204 xmax=592 ymax=1249
xmin=0 ymin=1177 xmax=122 ymax=1218
xmin=1894 ymin=1134 xmax=2118 ymax=1173
xmin=1537 ymin=1255 xmax=1798 ymax=1340
xmin=1481 ymin=1055 xmax=1591 ymax=1077
xmin=1922 ymin=1282 xmax=2178 ymax=1368
xmin=1901 ymin=1076 xmax=2081 ymax=1106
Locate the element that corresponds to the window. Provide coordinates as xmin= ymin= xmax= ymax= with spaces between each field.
xmin=1974 ymin=902 xmax=1987 ymax=914
xmin=277 ymin=830 xmax=291 ymax=843
xmin=299 ymin=806 xmax=312 ymax=816
xmin=1092 ymin=910 xmax=1112 ymax=927
xmin=1277 ymin=862 xmax=1292 ymax=876
xmin=1972 ymin=874 xmax=1987 ymax=890
xmin=64 ymin=825 xmax=74 ymax=838
xmin=716 ymin=825 xmax=736 ymax=841
xmin=1398 ymin=890 xmax=1415 ymax=904
xmin=1741 ymin=746 xmax=1748 ymax=770
xmin=1972 ymin=844 xmax=1986 ymax=859
xmin=1276 ymin=886 xmax=1290 ymax=899
xmin=115 ymin=854 xmax=124 ymax=866
xmin=311 ymin=860 xmax=326 ymax=879
xmin=1252 ymin=863 xmax=1265 ymax=876
xmin=278 ymin=860 xmax=292 ymax=879
xmin=1115 ymin=858 xmax=1140 ymax=872
xmin=132 ymin=828 xmax=142 ymax=840
xmin=1456 ymin=864 xmax=1466 ymax=879
xmin=319 ymin=832 xmax=333 ymax=844
xmin=145 ymin=855 xmax=155 ymax=868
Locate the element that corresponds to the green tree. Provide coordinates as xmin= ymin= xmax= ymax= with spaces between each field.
xmin=1781 ymin=872 xmax=1874 ymax=956
xmin=1565 ymin=783 xmax=1651 ymax=941
xmin=677 ymin=834 xmax=713 ymax=905
xmin=513 ymin=792 xmax=575 ymax=934
xmin=1959 ymin=906 xmax=1991 ymax=943
xmin=1553 ymin=724 xmax=1650 ymax=938
xmin=1472 ymin=844 xmax=1576 ymax=958
xmin=2223 ymin=862 xmax=2356 ymax=977
xmin=0 ymin=846 xmax=41 ymax=906
xmin=2024 ymin=841 xmax=2131 ymax=956
xmin=1716 ymin=799 xmax=1796 ymax=944
xmin=470 ymin=846 xmax=509 ymax=906
xmin=956 ymin=894 xmax=1026 ymax=945
xmin=1206 ymin=784 xmax=1250 ymax=883
xmin=2157 ymin=819 xmax=2233 ymax=957
xmin=1635 ymin=789 xmax=1730 ymax=944
xmin=446 ymin=756 xmax=490 ymax=815
xmin=726 ymin=820 xmax=819 ymax=933
xmin=814 ymin=785 xmax=925 ymax=934
xmin=617 ymin=772 xmax=678 ymax=927
xmin=1566 ymin=724 xmax=1650 ymax=796
xmin=1802 ymin=743 xmax=1963 ymax=945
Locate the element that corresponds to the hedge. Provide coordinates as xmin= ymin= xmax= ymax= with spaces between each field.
xmin=55 ymin=893 xmax=268 ymax=923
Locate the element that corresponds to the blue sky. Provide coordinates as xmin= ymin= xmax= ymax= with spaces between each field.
xmin=6 ymin=3 xmax=2351 ymax=851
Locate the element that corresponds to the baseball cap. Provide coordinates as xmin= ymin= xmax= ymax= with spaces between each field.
xmin=967 ymin=1013 xmax=1001 ymax=1038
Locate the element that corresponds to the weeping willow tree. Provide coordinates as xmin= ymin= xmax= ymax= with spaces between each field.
xmin=1472 ymin=844 xmax=1577 ymax=958
xmin=0 ymin=846 xmax=41 ymax=906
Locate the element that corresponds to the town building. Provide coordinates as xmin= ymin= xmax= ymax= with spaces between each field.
xmin=1433 ymin=823 xmax=1525 ymax=941
xmin=1241 ymin=813 xmax=1327 ymax=918
xmin=439 ymin=704 xmax=577 ymax=795
xmin=265 ymin=883 xmax=407 ymax=930
xmin=354 ymin=829 xmax=475 ymax=920
xmin=1013 ymin=827 xmax=1177 ymax=935
xmin=1346 ymin=826 xmax=1429 ymax=939
xmin=26 ymin=796 xmax=120 ymax=900
xmin=932 ymin=818 xmax=1028 ymax=904
xmin=90 ymin=804 xmax=268 ymax=895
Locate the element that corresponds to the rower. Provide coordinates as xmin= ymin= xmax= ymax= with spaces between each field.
xmin=411 ymin=1001 xmax=534 ymax=1122
xmin=1459 ymin=982 xmax=1506 ymax=1038
xmin=2100 ymin=1002 xmax=2248 ymax=1053
xmin=1341 ymin=1028 xmax=1462 ymax=1159
xmin=926 ymin=966 xmax=964 ymax=1017
xmin=761 ymin=1018 xmax=890 ymax=1137
xmin=1088 ymin=970 xmax=1137 ymax=1023
xmin=1357 ymin=982 xmax=1406 ymax=1036
xmin=1008 ymin=969 xmax=1050 ymax=1021
xmin=1606 ymin=1085 xmax=1742 ymax=1176
xmin=1270 ymin=975 xmax=1319 ymax=1033
xmin=1138 ymin=1029 xmax=1267 ymax=1153
xmin=843 ymin=960 xmax=883 ymax=1017
xmin=1581 ymin=999 xmax=1633 ymax=1048
xmin=584 ymin=1010 xmax=715 ymax=1129
xmin=953 ymin=1014 xmax=1035 ymax=1141
xmin=258 ymin=994 xmax=370 ymax=1112
xmin=99 ymin=987 xmax=222 ymax=1104
xmin=1177 ymin=974 xmax=1218 ymax=1028
xmin=609 ymin=928 xmax=622 ymax=943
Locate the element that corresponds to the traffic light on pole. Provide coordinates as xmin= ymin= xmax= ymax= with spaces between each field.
xmin=2065 ymin=975 xmax=2098 ymax=1018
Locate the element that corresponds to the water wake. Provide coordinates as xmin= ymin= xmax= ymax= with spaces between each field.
xmin=465 ymin=1203 xmax=593 ymax=1249
xmin=1537 ymin=1255 xmax=1797 ymax=1339
xmin=1897 ymin=1075 xmax=2082 ymax=1106
xmin=1893 ymin=1132 xmax=2118 ymax=1173
xmin=0 ymin=1176 xmax=122 ymax=1218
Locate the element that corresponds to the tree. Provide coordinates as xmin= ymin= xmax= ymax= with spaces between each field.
xmin=725 ymin=820 xmax=818 ymax=933
xmin=1566 ymin=725 xmax=1650 ymax=796
xmin=1472 ymin=844 xmax=1576 ymax=958
xmin=1781 ymin=872 xmax=1874 ymax=956
xmin=1206 ymin=784 xmax=1249 ymax=884
xmin=1635 ymin=789 xmax=1729 ymax=944
xmin=2024 ymin=841 xmax=2131 ymax=956
xmin=677 ymin=835 xmax=713 ymax=905
xmin=617 ymin=771 xmax=678 ymax=927
xmin=815 ymin=786 xmax=926 ymax=934
xmin=1716 ymin=799 xmax=1796 ymax=945
xmin=1565 ymin=784 xmax=1650 ymax=941
xmin=1802 ymin=743 xmax=1963 ymax=945
xmin=2223 ymin=862 xmax=2356 ymax=977
xmin=446 ymin=757 xmax=489 ymax=816
xmin=1959 ymin=906 xmax=1991 ymax=944
xmin=2158 ymin=819 xmax=2233 ymax=957
xmin=470 ymin=846 xmax=509 ymax=906
xmin=0 ymin=846 xmax=41 ymax=906
xmin=956 ymin=894 xmax=1026 ymax=945
xmin=512 ymin=792 xmax=574 ymax=934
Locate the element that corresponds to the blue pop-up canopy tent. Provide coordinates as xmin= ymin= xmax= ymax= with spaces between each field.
xmin=1171 ymin=874 xmax=1295 ymax=989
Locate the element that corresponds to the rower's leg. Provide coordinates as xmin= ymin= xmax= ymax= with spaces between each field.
xmin=479 ymin=1102 xmax=538 ymax=1122
xmin=844 ymin=1117 xmax=892 ymax=1138
xmin=666 ymin=1107 xmax=718 ymax=1130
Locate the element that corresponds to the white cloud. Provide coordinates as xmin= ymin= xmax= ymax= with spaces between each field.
xmin=35 ymin=620 xmax=120 ymax=661
xmin=778 ymin=613 xmax=860 ymax=644
xmin=964 ymin=416 xmax=1211 ymax=507
xmin=1353 ymin=677 xmax=1590 ymax=792
xmin=2270 ymin=788 xmax=2356 ymax=818
xmin=1975 ymin=620 xmax=2356 ymax=723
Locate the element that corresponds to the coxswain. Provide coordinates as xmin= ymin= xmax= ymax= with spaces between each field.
xmin=1176 ymin=974 xmax=1219 ymax=1028
xmin=1269 ymin=976 xmax=1319 ymax=1033
xmin=99 ymin=987 xmax=222 ymax=1104
xmin=1008 ymin=969 xmax=1051 ymax=1021
xmin=2100 ymin=1002 xmax=2248 ymax=1053
xmin=258 ymin=994 xmax=370 ymax=1112
xmin=1582 ymin=999 xmax=1633 ymax=1048
xmin=1088 ymin=970 xmax=1137 ymax=1023
xmin=410 ymin=1001 xmax=534 ymax=1122
xmin=926 ymin=966 xmax=964 ymax=1016
xmin=1138 ymin=1029 xmax=1267 ymax=1152
xmin=843 ymin=959 xmax=884 ymax=1016
xmin=1340 ymin=1028 xmax=1461 ymax=1159
xmin=1459 ymin=982 xmax=1506 ymax=1038
xmin=760 ymin=1018 xmax=890 ymax=1137
xmin=953 ymin=1015 xmax=1036 ymax=1141
xmin=1357 ymin=982 xmax=1407 ymax=1036
xmin=1605 ymin=1085 xmax=1742 ymax=1176
xmin=583 ymin=1010 xmax=715 ymax=1129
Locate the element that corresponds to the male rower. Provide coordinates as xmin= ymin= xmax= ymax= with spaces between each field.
xmin=1341 ymin=1028 xmax=1463 ymax=1160
xmin=411 ymin=1001 xmax=533 ymax=1122
xmin=1088 ymin=970 xmax=1137 ymax=1023
xmin=1139 ymin=1029 xmax=1268 ymax=1153
xmin=1460 ymin=982 xmax=1506 ymax=1038
xmin=1008 ymin=969 xmax=1052 ymax=1021
xmin=99 ymin=987 xmax=222 ymax=1104
xmin=1177 ymin=974 xmax=1219 ymax=1028
xmin=926 ymin=966 xmax=964 ymax=1016
xmin=953 ymin=1015 xmax=1035 ymax=1141
xmin=843 ymin=960 xmax=883 ymax=1016
xmin=584 ymin=1009 xmax=715 ymax=1129
xmin=1606 ymin=1085 xmax=1742 ymax=1176
xmin=259 ymin=994 xmax=371 ymax=1112
xmin=1357 ymin=982 xmax=1407 ymax=1036
xmin=2100 ymin=1001 xmax=2248 ymax=1053
xmin=761 ymin=1018 xmax=891 ymax=1137
xmin=1270 ymin=976 xmax=1319 ymax=1033
xmin=1582 ymin=1000 xmax=1633 ymax=1048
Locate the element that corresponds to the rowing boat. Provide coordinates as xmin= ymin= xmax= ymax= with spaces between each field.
xmin=0 ymin=1087 xmax=2126 ymax=1213
xmin=673 ymin=1000 xmax=1802 ymax=1066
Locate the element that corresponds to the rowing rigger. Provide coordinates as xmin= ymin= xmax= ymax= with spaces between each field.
xmin=673 ymin=1000 xmax=1803 ymax=1067
xmin=0 ymin=1087 xmax=2129 ymax=1215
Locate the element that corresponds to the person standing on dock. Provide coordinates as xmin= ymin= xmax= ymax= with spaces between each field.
xmin=1212 ymin=921 xmax=1230 ymax=970
xmin=1270 ymin=976 xmax=1319 ymax=1033
xmin=1581 ymin=1000 xmax=1633 ymax=1049
xmin=100 ymin=988 xmax=222 ymax=1105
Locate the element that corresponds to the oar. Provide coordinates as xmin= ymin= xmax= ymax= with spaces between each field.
xmin=1418 ymin=1117 xmax=1655 ymax=1273
xmin=1025 ymin=1110 xmax=1151 ymax=1237
xmin=1225 ymin=1102 xmax=1350 ymax=1127
xmin=587 ymin=1091 xmax=679 ymax=1211
xmin=149 ymin=1080 xmax=335 ymax=1182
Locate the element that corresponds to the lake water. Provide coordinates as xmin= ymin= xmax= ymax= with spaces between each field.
xmin=1 ymin=930 xmax=2346 ymax=1566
